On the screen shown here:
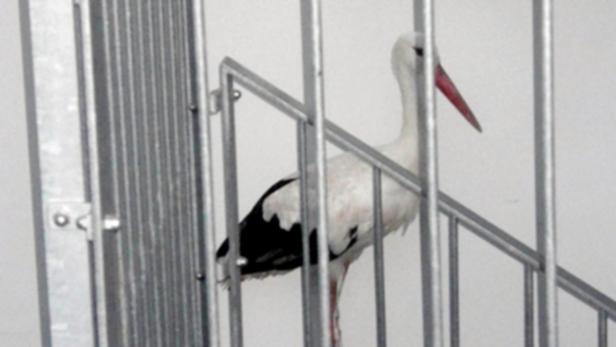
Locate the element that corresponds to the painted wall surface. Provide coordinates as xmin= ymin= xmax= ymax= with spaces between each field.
xmin=204 ymin=1 xmax=616 ymax=346
xmin=0 ymin=0 xmax=41 ymax=346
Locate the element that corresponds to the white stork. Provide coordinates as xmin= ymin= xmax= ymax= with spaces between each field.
xmin=217 ymin=32 xmax=482 ymax=346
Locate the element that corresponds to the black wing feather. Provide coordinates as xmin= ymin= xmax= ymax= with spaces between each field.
xmin=216 ymin=178 xmax=358 ymax=277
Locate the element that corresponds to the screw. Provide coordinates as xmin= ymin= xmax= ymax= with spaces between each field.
xmin=53 ymin=213 xmax=70 ymax=228
xmin=103 ymin=215 xmax=121 ymax=232
xmin=232 ymin=89 xmax=242 ymax=101
xmin=195 ymin=272 xmax=205 ymax=281
xmin=188 ymin=103 xmax=198 ymax=113
xmin=236 ymin=257 xmax=248 ymax=267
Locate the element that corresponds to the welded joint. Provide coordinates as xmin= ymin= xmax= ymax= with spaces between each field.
xmin=207 ymin=88 xmax=242 ymax=115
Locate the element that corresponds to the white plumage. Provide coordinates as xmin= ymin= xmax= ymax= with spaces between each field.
xmin=262 ymin=137 xmax=419 ymax=259
xmin=217 ymin=31 xmax=481 ymax=347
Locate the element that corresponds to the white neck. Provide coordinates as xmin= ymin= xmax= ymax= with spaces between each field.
xmin=393 ymin=62 xmax=419 ymax=140
xmin=392 ymin=62 xmax=420 ymax=171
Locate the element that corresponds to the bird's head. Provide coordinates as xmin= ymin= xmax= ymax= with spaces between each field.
xmin=392 ymin=32 xmax=482 ymax=132
xmin=391 ymin=32 xmax=435 ymax=73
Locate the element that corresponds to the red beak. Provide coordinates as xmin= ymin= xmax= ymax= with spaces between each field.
xmin=435 ymin=64 xmax=482 ymax=132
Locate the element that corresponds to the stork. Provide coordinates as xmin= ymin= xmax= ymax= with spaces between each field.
xmin=216 ymin=32 xmax=482 ymax=346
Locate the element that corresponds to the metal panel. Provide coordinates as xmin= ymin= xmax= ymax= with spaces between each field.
xmin=22 ymin=0 xmax=97 ymax=345
xmin=24 ymin=1 xmax=205 ymax=345
xmin=95 ymin=0 xmax=203 ymax=345
xmin=533 ymin=1 xmax=558 ymax=346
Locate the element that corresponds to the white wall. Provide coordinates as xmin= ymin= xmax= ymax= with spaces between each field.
xmin=3 ymin=1 xmax=615 ymax=346
xmin=205 ymin=1 xmax=616 ymax=346
xmin=0 ymin=0 xmax=41 ymax=346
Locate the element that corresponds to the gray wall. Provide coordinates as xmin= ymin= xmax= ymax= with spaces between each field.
xmin=0 ymin=0 xmax=41 ymax=346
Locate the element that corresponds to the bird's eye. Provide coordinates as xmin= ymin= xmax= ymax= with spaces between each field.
xmin=413 ymin=47 xmax=424 ymax=57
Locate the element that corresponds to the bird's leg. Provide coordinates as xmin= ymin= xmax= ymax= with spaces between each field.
xmin=329 ymin=280 xmax=341 ymax=347
xmin=330 ymin=262 xmax=350 ymax=347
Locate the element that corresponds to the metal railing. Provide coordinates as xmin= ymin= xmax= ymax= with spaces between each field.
xmin=213 ymin=54 xmax=616 ymax=346
xmin=203 ymin=1 xmax=616 ymax=346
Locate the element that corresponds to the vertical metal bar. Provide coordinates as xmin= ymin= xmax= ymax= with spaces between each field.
xmin=191 ymin=0 xmax=220 ymax=345
xmin=525 ymin=265 xmax=535 ymax=347
xmin=300 ymin=1 xmax=331 ymax=346
xmin=134 ymin=0 xmax=161 ymax=344
xmin=110 ymin=0 xmax=140 ymax=344
xmin=158 ymin=0 xmax=182 ymax=343
xmin=414 ymin=0 xmax=445 ymax=346
xmin=220 ymin=70 xmax=244 ymax=347
xmin=183 ymin=0 xmax=207 ymax=344
xmin=143 ymin=2 xmax=169 ymax=346
xmin=297 ymin=121 xmax=313 ymax=347
xmin=177 ymin=0 xmax=199 ymax=344
xmin=598 ymin=311 xmax=608 ymax=347
xmin=120 ymin=0 xmax=151 ymax=343
xmin=131 ymin=0 xmax=155 ymax=340
xmin=100 ymin=0 xmax=132 ymax=344
xmin=449 ymin=217 xmax=460 ymax=347
xmin=533 ymin=1 xmax=558 ymax=346
xmin=74 ymin=0 xmax=109 ymax=344
xmin=168 ymin=1 xmax=190 ymax=344
xmin=150 ymin=0 xmax=174 ymax=344
xmin=372 ymin=168 xmax=387 ymax=347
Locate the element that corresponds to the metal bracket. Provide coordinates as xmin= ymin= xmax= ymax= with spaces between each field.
xmin=207 ymin=88 xmax=242 ymax=115
xmin=46 ymin=201 xmax=93 ymax=240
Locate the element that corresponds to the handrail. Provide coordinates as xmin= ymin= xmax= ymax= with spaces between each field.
xmin=220 ymin=56 xmax=616 ymax=321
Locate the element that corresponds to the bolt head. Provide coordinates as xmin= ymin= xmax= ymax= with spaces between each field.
xmin=236 ymin=257 xmax=248 ymax=267
xmin=103 ymin=215 xmax=121 ymax=232
xmin=53 ymin=213 xmax=70 ymax=227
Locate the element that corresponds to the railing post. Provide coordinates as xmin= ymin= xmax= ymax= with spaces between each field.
xmin=414 ymin=0 xmax=445 ymax=346
xmin=191 ymin=0 xmax=220 ymax=345
xmin=449 ymin=217 xmax=460 ymax=347
xmin=372 ymin=168 xmax=388 ymax=347
xmin=300 ymin=1 xmax=331 ymax=346
xmin=525 ymin=265 xmax=535 ymax=347
xmin=297 ymin=120 xmax=314 ymax=347
xmin=220 ymin=68 xmax=244 ymax=347
xmin=598 ymin=311 xmax=608 ymax=347
xmin=533 ymin=0 xmax=558 ymax=346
